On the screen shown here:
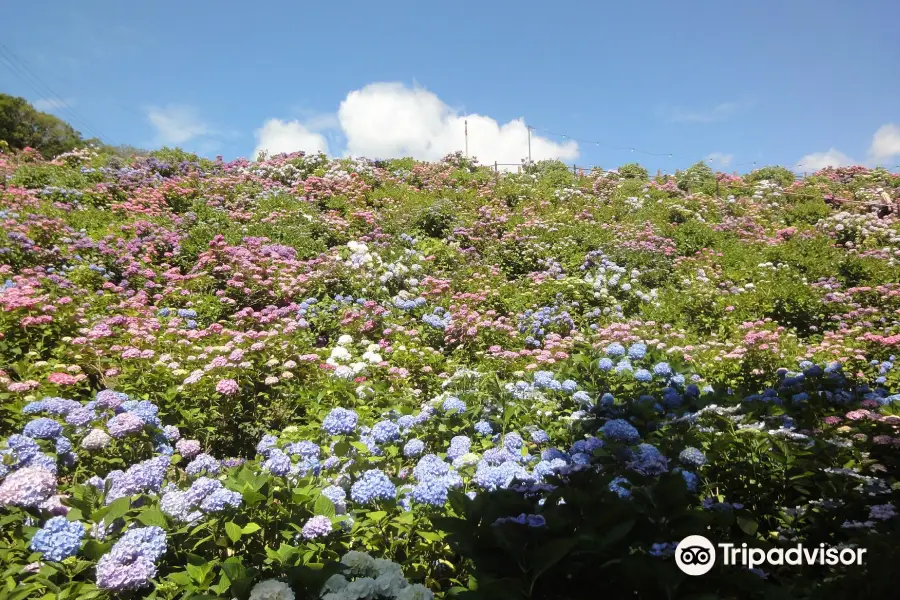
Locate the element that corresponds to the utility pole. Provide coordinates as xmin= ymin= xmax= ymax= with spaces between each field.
xmin=527 ymin=125 xmax=532 ymax=163
xmin=464 ymin=120 xmax=468 ymax=157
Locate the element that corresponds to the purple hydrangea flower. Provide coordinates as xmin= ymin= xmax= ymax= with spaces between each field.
xmin=106 ymin=413 xmax=145 ymax=438
xmin=301 ymin=515 xmax=332 ymax=539
xmin=96 ymin=526 xmax=167 ymax=591
xmin=175 ymin=439 xmax=202 ymax=459
xmin=185 ymin=454 xmax=220 ymax=477
xmin=0 ymin=467 xmax=56 ymax=508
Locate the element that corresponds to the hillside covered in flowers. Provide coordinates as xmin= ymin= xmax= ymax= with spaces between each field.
xmin=2 ymin=145 xmax=900 ymax=600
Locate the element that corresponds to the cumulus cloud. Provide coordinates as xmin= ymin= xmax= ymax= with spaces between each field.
xmin=795 ymin=148 xmax=855 ymax=171
xmin=252 ymin=82 xmax=578 ymax=167
xmin=337 ymin=82 xmax=577 ymax=166
xmin=146 ymin=104 xmax=214 ymax=146
xmin=868 ymin=124 xmax=900 ymax=163
xmin=253 ymin=119 xmax=330 ymax=159
xmin=705 ymin=152 xmax=733 ymax=166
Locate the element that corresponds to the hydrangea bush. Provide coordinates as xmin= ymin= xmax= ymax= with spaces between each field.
xmin=1 ymin=146 xmax=900 ymax=599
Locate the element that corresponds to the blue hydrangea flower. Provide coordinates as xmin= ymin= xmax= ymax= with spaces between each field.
xmin=572 ymin=391 xmax=592 ymax=406
xmin=371 ymin=420 xmax=400 ymax=444
xmin=256 ymin=434 xmax=278 ymax=457
xmin=561 ymin=380 xmax=578 ymax=393
xmin=530 ymin=429 xmax=550 ymax=444
xmin=627 ymin=343 xmax=647 ymax=360
xmin=403 ymin=439 xmax=425 ymax=457
xmin=679 ymin=447 xmax=707 ymax=467
xmin=410 ymin=478 xmax=449 ymax=506
xmin=628 ymin=444 xmax=669 ymax=476
xmin=609 ymin=476 xmax=632 ymax=498
xmin=601 ymin=419 xmax=640 ymax=444
xmin=23 ymin=418 xmax=63 ymax=440
xmin=350 ymin=469 xmax=396 ymax=504
xmin=30 ymin=516 xmax=85 ymax=561
xmin=446 ymin=436 xmax=471 ymax=460
xmin=597 ymin=358 xmax=614 ymax=371
xmin=322 ymin=408 xmax=359 ymax=435
xmin=634 ymin=369 xmax=652 ymax=382
xmin=441 ymin=396 xmax=466 ymax=414
xmin=474 ymin=421 xmax=493 ymax=436
xmin=262 ymin=450 xmax=291 ymax=476
xmin=653 ymin=362 xmax=672 ymax=377
xmin=605 ymin=343 xmax=625 ymax=357
xmin=284 ymin=440 xmax=320 ymax=459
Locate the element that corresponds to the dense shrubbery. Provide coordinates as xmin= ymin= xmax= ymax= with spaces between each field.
xmin=1 ymin=141 xmax=900 ymax=600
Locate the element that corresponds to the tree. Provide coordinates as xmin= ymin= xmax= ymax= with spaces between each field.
xmin=0 ymin=93 xmax=83 ymax=157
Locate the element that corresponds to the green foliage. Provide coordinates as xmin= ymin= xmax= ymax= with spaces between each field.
xmin=676 ymin=161 xmax=716 ymax=192
xmin=617 ymin=162 xmax=649 ymax=180
xmin=0 ymin=93 xmax=83 ymax=158
xmin=747 ymin=166 xmax=796 ymax=187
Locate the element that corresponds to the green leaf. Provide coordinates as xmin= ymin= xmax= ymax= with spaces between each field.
xmin=220 ymin=557 xmax=247 ymax=584
xmin=313 ymin=495 xmax=336 ymax=518
xmin=417 ymin=531 xmax=444 ymax=543
xmin=225 ymin=522 xmax=242 ymax=543
xmin=166 ymin=572 xmax=192 ymax=587
xmin=332 ymin=441 xmax=350 ymax=456
xmin=737 ymin=516 xmax=758 ymax=536
xmin=350 ymin=441 xmax=369 ymax=454
xmin=136 ymin=507 xmax=167 ymax=528
xmin=365 ymin=511 xmax=387 ymax=521
xmin=81 ymin=540 xmax=111 ymax=561
xmin=97 ymin=496 xmax=131 ymax=523
xmin=241 ymin=522 xmax=261 ymax=535
xmin=529 ymin=537 xmax=578 ymax=584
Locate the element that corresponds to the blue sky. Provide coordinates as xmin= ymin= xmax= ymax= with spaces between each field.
xmin=1 ymin=0 xmax=898 ymax=173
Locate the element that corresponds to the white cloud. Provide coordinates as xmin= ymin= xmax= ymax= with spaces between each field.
xmin=666 ymin=101 xmax=746 ymax=124
xmin=795 ymin=148 xmax=855 ymax=171
xmin=252 ymin=117 xmax=332 ymax=159
xmin=868 ymin=123 xmax=900 ymax=163
xmin=705 ymin=152 xmax=733 ymax=166
xmin=337 ymin=82 xmax=578 ymax=166
xmin=33 ymin=98 xmax=75 ymax=112
xmin=146 ymin=104 xmax=214 ymax=146
xmin=252 ymin=82 xmax=578 ymax=167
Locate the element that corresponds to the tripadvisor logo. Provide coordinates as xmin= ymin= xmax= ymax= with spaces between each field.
xmin=675 ymin=535 xmax=867 ymax=576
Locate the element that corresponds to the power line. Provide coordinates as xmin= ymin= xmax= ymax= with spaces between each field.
xmin=0 ymin=43 xmax=109 ymax=144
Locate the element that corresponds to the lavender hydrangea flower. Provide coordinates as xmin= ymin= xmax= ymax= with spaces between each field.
xmin=96 ymin=526 xmax=167 ymax=591
xmin=23 ymin=418 xmax=63 ymax=440
xmin=322 ymin=408 xmax=359 ymax=435
xmin=95 ymin=390 xmax=128 ymax=410
xmin=0 ymin=467 xmax=56 ymax=507
xmin=30 ymin=516 xmax=85 ymax=561
xmin=262 ymin=450 xmax=291 ymax=476
xmin=350 ymin=469 xmax=396 ymax=504
xmin=162 ymin=425 xmax=180 ymax=442
xmin=175 ymin=439 xmax=202 ymax=459
xmin=301 ymin=515 xmax=332 ymax=539
xmin=185 ymin=454 xmax=220 ymax=477
xmin=106 ymin=413 xmax=145 ymax=438
xmin=65 ymin=408 xmax=96 ymax=427
xmin=105 ymin=456 xmax=169 ymax=503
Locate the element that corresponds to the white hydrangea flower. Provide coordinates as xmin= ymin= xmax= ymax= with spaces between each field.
xmin=337 ymin=334 xmax=354 ymax=346
xmin=396 ymin=584 xmax=434 ymax=600
xmin=341 ymin=551 xmax=376 ymax=576
xmin=248 ymin=579 xmax=295 ymax=600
